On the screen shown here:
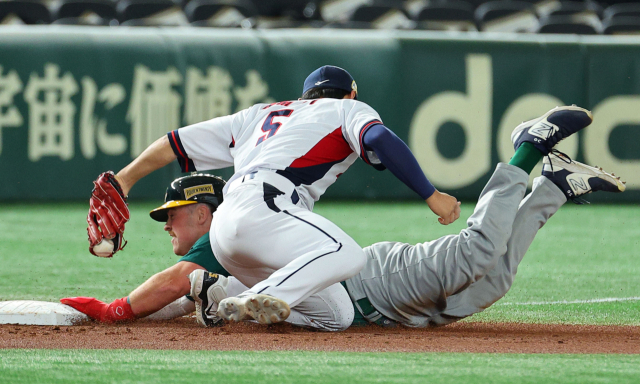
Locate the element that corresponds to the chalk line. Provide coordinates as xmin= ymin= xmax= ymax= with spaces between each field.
xmin=496 ymin=297 xmax=640 ymax=306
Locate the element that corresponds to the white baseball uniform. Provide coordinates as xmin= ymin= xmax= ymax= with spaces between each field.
xmin=169 ymin=98 xmax=385 ymax=330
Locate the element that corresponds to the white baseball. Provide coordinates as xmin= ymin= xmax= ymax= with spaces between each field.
xmin=93 ymin=239 xmax=114 ymax=257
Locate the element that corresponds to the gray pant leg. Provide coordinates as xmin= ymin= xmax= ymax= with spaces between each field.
xmin=429 ymin=176 xmax=567 ymax=326
xmin=348 ymin=164 xmax=528 ymax=327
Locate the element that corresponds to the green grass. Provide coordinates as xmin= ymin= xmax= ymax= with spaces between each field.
xmin=1 ymin=350 xmax=640 ymax=384
xmin=0 ymin=201 xmax=638 ymax=325
xmin=1 ymin=202 xmax=638 ymax=383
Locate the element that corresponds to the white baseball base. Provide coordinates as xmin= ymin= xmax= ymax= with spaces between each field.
xmin=0 ymin=300 xmax=89 ymax=325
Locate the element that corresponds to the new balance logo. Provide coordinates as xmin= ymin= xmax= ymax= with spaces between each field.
xmin=568 ymin=176 xmax=590 ymax=193
xmin=529 ymin=121 xmax=559 ymax=139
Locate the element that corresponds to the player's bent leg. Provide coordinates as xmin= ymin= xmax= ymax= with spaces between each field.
xmin=216 ymin=238 xmax=364 ymax=327
xmin=434 ymin=175 xmax=566 ymax=324
xmin=436 ymin=159 xmax=625 ymax=324
xmin=213 ymin=193 xmax=366 ymax=304
xmin=347 ymin=163 xmax=528 ymax=327
xmin=248 ymin=234 xmax=365 ymax=307
xmin=196 ymin=275 xmax=353 ymax=330
xmin=283 ymin=283 xmax=355 ymax=331
xmin=439 ymin=163 xmax=528 ymax=291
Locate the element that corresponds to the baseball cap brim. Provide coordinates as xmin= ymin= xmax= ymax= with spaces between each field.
xmin=149 ymin=200 xmax=198 ymax=222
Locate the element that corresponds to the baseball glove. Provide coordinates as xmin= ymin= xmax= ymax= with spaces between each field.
xmin=87 ymin=171 xmax=129 ymax=257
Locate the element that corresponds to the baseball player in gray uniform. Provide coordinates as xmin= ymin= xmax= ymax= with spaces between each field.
xmin=189 ymin=105 xmax=625 ymax=329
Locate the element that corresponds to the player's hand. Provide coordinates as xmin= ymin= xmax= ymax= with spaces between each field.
xmin=426 ymin=190 xmax=461 ymax=225
xmin=87 ymin=171 xmax=129 ymax=257
xmin=60 ymin=297 xmax=135 ymax=323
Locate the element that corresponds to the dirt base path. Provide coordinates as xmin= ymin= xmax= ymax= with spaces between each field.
xmin=1 ymin=317 xmax=639 ymax=354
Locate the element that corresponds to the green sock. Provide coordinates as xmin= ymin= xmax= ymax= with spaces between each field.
xmin=508 ymin=142 xmax=543 ymax=174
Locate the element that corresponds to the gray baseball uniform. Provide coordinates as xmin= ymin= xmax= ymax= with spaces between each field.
xmin=344 ymin=163 xmax=567 ymax=327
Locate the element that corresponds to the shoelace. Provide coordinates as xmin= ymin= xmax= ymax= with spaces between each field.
xmin=545 ymin=148 xmax=571 ymax=174
xmin=545 ymin=150 xmax=591 ymax=205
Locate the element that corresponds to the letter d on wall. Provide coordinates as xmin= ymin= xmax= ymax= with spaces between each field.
xmin=409 ymin=54 xmax=492 ymax=189
xmin=585 ymin=96 xmax=640 ymax=188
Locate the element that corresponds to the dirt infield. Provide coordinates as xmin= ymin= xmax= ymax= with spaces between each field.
xmin=1 ymin=317 xmax=639 ymax=354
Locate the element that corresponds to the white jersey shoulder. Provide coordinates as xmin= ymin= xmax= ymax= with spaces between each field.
xmin=170 ymin=98 xmax=383 ymax=208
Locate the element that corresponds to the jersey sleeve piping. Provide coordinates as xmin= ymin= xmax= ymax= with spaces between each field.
xmin=358 ymin=119 xmax=383 ymax=165
xmin=168 ymin=130 xmax=196 ymax=173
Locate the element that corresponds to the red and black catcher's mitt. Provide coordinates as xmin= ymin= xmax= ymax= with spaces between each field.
xmin=87 ymin=171 xmax=129 ymax=257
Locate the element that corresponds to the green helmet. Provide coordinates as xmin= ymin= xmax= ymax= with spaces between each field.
xmin=149 ymin=173 xmax=226 ymax=222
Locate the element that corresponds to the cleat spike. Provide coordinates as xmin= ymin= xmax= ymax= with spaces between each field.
xmin=217 ymin=294 xmax=290 ymax=325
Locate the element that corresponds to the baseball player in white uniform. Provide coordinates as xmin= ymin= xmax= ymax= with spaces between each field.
xmin=188 ymin=105 xmax=625 ymax=329
xmin=97 ymin=65 xmax=461 ymax=331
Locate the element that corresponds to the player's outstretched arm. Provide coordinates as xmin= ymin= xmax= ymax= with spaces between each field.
xmin=426 ymin=190 xmax=462 ymax=225
xmin=116 ymin=135 xmax=177 ymax=196
xmin=60 ymin=261 xmax=204 ymax=323
xmin=362 ymin=124 xmax=461 ymax=225
xmin=128 ymin=261 xmax=204 ymax=318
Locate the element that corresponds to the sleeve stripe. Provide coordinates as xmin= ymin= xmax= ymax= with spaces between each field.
xmin=358 ymin=120 xmax=382 ymax=164
xmin=167 ymin=130 xmax=195 ymax=172
xmin=168 ymin=130 xmax=186 ymax=158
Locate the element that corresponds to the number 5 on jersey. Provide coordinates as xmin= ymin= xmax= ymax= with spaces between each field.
xmin=256 ymin=109 xmax=293 ymax=146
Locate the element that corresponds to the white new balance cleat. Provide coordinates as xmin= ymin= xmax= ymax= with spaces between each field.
xmin=511 ymin=105 xmax=593 ymax=155
xmin=542 ymin=152 xmax=626 ymax=204
xmin=188 ymin=270 xmax=229 ymax=327
xmin=217 ymin=294 xmax=291 ymax=325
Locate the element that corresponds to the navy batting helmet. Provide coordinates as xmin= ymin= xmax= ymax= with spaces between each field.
xmin=149 ymin=173 xmax=226 ymax=222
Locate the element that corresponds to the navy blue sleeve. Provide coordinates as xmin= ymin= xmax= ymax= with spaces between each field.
xmin=362 ymin=124 xmax=436 ymax=200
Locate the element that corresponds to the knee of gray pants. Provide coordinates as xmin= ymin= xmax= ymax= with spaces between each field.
xmin=456 ymin=229 xmax=508 ymax=283
xmin=287 ymin=283 xmax=355 ymax=332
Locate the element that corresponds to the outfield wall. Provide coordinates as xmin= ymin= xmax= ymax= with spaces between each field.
xmin=0 ymin=27 xmax=638 ymax=202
